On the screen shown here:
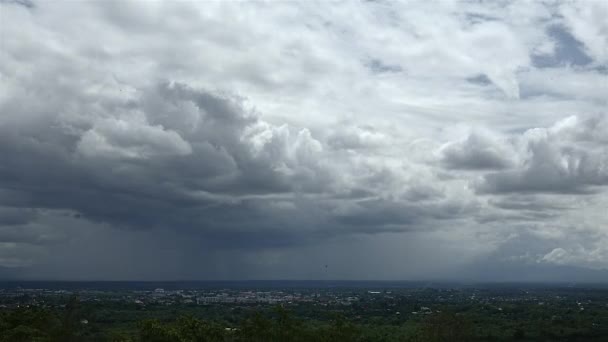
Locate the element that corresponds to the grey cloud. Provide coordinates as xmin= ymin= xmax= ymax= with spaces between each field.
xmin=489 ymin=195 xmax=571 ymax=212
xmin=327 ymin=125 xmax=388 ymax=150
xmin=0 ymin=78 xmax=468 ymax=259
xmin=0 ymin=226 xmax=52 ymax=245
xmin=532 ymin=25 xmax=593 ymax=68
xmin=553 ymin=115 xmax=608 ymax=144
xmin=0 ymin=207 xmax=37 ymax=226
xmin=402 ymin=184 xmax=445 ymax=202
xmin=465 ymin=74 xmax=492 ymax=86
xmin=77 ymin=118 xmax=193 ymax=159
xmin=0 ymin=0 xmax=33 ymax=8
xmin=452 ymin=227 xmax=608 ymax=282
xmin=464 ymin=13 xmax=499 ymax=25
xmin=476 ymin=196 xmax=568 ymax=224
xmin=476 ymin=211 xmax=557 ymax=224
xmin=1 ymin=82 xmax=310 ymax=232
xmin=333 ymin=196 xmax=476 ymax=230
xmin=365 ymin=58 xmax=403 ymax=74
xmin=440 ymin=132 xmax=514 ymax=170
xmin=477 ymin=137 xmax=608 ymax=195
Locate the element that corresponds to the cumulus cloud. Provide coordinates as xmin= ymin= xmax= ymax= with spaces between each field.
xmin=477 ymin=115 xmax=608 ymax=194
xmin=540 ymin=242 xmax=608 ymax=270
xmin=0 ymin=77 xmax=468 ymax=250
xmin=77 ymin=118 xmax=193 ymax=159
xmin=440 ymin=131 xmax=514 ymax=170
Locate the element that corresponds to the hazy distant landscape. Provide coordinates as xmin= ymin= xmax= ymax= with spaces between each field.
xmin=2 ymin=281 xmax=608 ymax=341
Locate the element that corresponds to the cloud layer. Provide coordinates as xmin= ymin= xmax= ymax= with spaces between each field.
xmin=0 ymin=0 xmax=607 ymax=280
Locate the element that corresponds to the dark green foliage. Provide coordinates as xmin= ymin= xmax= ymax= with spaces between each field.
xmin=237 ymin=312 xmax=273 ymax=341
xmin=0 ymin=308 xmax=50 ymax=339
xmin=137 ymin=316 xmax=226 ymax=342
xmin=323 ymin=313 xmax=361 ymax=342
xmin=4 ymin=288 xmax=608 ymax=341
xmin=55 ymin=294 xmax=82 ymax=342
xmin=512 ymin=327 xmax=525 ymax=340
xmin=137 ymin=306 xmax=321 ymax=342
xmin=0 ymin=307 xmax=58 ymax=341
xmin=415 ymin=312 xmax=473 ymax=342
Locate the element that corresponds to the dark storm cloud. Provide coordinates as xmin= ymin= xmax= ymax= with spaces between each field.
xmin=0 ymin=207 xmax=37 ymax=226
xmin=0 ymin=82 xmax=317 ymax=236
xmin=0 ymin=226 xmax=49 ymax=244
xmin=0 ymin=79 xmax=465 ymax=255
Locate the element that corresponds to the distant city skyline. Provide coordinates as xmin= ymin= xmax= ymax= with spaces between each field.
xmin=0 ymin=0 xmax=607 ymax=281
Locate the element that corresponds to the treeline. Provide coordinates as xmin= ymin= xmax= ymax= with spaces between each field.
xmin=2 ymin=296 xmax=606 ymax=341
xmin=0 ymin=299 xmax=472 ymax=342
xmin=0 ymin=295 xmax=82 ymax=342
xmin=134 ymin=309 xmax=473 ymax=342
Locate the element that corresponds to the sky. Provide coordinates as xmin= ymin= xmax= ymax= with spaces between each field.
xmin=0 ymin=0 xmax=607 ymax=281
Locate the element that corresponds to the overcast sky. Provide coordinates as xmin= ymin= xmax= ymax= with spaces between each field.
xmin=0 ymin=0 xmax=607 ymax=281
